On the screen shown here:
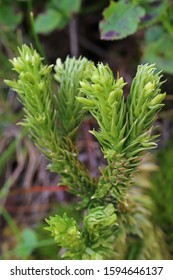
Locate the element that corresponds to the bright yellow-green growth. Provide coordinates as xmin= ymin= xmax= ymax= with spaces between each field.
xmin=5 ymin=45 xmax=166 ymax=260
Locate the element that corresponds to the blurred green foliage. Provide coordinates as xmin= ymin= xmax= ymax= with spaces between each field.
xmin=143 ymin=25 xmax=173 ymax=74
xmin=99 ymin=0 xmax=169 ymax=40
xmin=0 ymin=0 xmax=22 ymax=31
xmin=151 ymin=141 xmax=173 ymax=257
xmin=100 ymin=0 xmax=173 ymax=74
xmin=35 ymin=0 xmax=82 ymax=34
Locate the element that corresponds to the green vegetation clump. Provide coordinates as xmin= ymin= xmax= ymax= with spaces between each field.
xmin=5 ymin=44 xmax=166 ymax=259
xmin=151 ymin=142 xmax=173 ymax=257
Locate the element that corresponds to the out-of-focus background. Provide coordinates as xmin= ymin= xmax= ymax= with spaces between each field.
xmin=0 ymin=0 xmax=173 ymax=259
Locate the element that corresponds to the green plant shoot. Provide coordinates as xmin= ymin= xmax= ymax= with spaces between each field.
xmin=5 ymin=44 xmax=166 ymax=259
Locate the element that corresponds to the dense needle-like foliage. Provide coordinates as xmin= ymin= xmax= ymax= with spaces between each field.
xmin=5 ymin=45 xmax=166 ymax=259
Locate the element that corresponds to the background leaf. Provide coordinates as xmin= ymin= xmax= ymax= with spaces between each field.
xmin=35 ymin=0 xmax=82 ymax=34
xmin=15 ymin=228 xmax=38 ymax=259
xmin=99 ymin=0 xmax=145 ymax=40
xmin=143 ymin=26 xmax=173 ymax=74
xmin=51 ymin=0 xmax=81 ymax=17
xmin=35 ymin=9 xmax=66 ymax=34
xmin=0 ymin=4 xmax=22 ymax=31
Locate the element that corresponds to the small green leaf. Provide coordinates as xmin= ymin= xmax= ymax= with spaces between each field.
xmin=99 ymin=0 xmax=145 ymax=40
xmin=76 ymin=97 xmax=95 ymax=107
xmin=16 ymin=228 xmax=38 ymax=259
xmin=35 ymin=0 xmax=82 ymax=34
xmin=149 ymin=93 xmax=166 ymax=106
xmin=35 ymin=9 xmax=66 ymax=34
xmin=0 ymin=4 xmax=22 ymax=31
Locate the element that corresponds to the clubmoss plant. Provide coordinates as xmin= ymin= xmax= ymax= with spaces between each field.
xmin=5 ymin=44 xmax=166 ymax=259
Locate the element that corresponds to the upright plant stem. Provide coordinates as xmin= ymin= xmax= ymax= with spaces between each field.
xmin=27 ymin=0 xmax=45 ymax=57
